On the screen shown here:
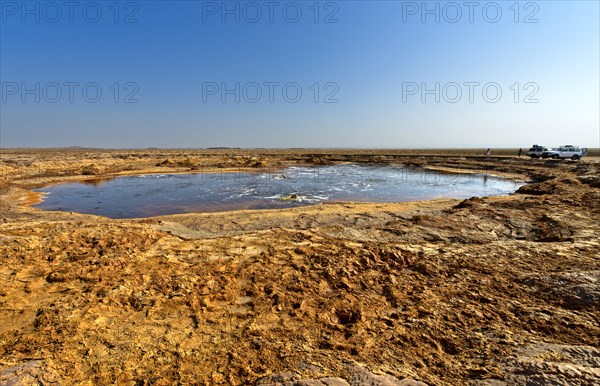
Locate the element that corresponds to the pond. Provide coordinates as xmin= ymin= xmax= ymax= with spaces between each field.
xmin=33 ymin=165 xmax=523 ymax=218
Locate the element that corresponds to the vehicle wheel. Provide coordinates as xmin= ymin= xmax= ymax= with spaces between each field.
xmin=552 ymin=154 xmax=560 ymax=159
xmin=572 ymin=155 xmax=580 ymax=160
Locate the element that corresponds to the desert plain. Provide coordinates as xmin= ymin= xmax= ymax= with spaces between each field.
xmin=0 ymin=148 xmax=599 ymax=385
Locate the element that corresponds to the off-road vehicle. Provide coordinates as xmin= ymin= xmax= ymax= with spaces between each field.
xmin=527 ymin=145 xmax=550 ymax=158
xmin=541 ymin=146 xmax=588 ymax=160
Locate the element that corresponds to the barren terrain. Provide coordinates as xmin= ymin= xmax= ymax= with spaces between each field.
xmin=0 ymin=149 xmax=599 ymax=385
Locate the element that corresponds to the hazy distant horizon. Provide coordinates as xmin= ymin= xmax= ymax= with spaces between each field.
xmin=2 ymin=145 xmax=599 ymax=151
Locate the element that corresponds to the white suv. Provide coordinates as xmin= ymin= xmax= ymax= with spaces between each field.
xmin=541 ymin=146 xmax=588 ymax=160
xmin=527 ymin=145 xmax=550 ymax=158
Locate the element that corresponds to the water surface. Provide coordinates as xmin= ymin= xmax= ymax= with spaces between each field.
xmin=33 ymin=165 xmax=522 ymax=218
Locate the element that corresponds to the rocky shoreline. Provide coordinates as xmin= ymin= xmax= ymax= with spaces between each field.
xmin=1 ymin=149 xmax=599 ymax=385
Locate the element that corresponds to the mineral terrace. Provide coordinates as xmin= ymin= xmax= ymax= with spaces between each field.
xmin=0 ymin=149 xmax=599 ymax=385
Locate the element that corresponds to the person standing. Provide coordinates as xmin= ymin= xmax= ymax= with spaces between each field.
xmin=485 ymin=148 xmax=491 ymax=157
xmin=518 ymin=148 xmax=523 ymax=157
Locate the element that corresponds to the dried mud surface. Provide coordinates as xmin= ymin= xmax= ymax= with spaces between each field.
xmin=0 ymin=149 xmax=599 ymax=385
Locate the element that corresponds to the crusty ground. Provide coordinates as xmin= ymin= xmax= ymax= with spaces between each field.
xmin=0 ymin=149 xmax=599 ymax=385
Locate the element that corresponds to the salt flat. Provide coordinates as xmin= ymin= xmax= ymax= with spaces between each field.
xmin=0 ymin=149 xmax=599 ymax=385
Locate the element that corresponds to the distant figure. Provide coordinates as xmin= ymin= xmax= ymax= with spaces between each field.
xmin=518 ymin=148 xmax=523 ymax=157
xmin=485 ymin=148 xmax=491 ymax=157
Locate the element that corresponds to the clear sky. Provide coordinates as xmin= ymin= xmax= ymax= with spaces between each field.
xmin=1 ymin=0 xmax=599 ymax=148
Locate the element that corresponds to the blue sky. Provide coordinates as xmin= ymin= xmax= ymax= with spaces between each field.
xmin=1 ymin=0 xmax=599 ymax=148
